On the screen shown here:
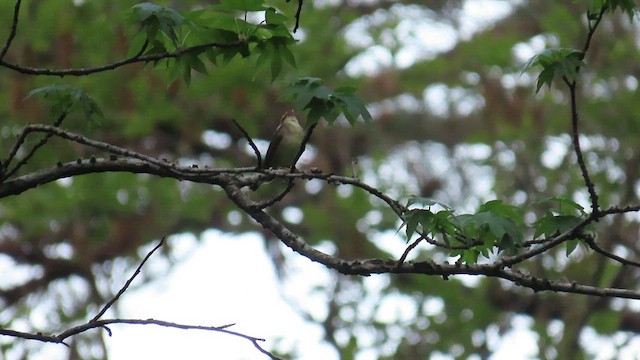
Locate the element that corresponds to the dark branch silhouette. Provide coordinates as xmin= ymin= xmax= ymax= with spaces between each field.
xmin=0 ymin=0 xmax=21 ymax=61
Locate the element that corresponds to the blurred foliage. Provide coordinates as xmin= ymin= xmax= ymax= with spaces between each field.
xmin=2 ymin=0 xmax=640 ymax=359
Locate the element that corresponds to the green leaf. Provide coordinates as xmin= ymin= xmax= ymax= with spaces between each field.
xmin=453 ymin=210 xmax=523 ymax=252
xmin=406 ymin=196 xmax=452 ymax=210
xmin=251 ymin=33 xmax=296 ymax=81
xmin=587 ymin=0 xmax=607 ymax=13
xmin=187 ymin=53 xmax=208 ymax=74
xmin=130 ymin=3 xmax=184 ymax=47
xmin=179 ymin=58 xmax=192 ymax=85
xmin=431 ymin=210 xmax=457 ymax=238
xmin=523 ymin=48 xmax=586 ymax=92
xmin=338 ymin=94 xmax=373 ymax=124
xmin=478 ymin=200 xmax=522 ymax=224
xmin=536 ymin=66 xmax=555 ymax=93
xmin=452 ymin=214 xmax=479 ymax=238
xmin=283 ymin=77 xmax=371 ymax=125
xmin=460 ymin=250 xmax=481 ymax=264
xmin=27 ymin=85 xmax=103 ymax=122
xmin=281 ymin=46 xmax=297 ymax=68
xmin=270 ymin=47 xmax=283 ymax=82
xmin=565 ymin=238 xmax=580 ymax=256
xmin=602 ymin=0 xmax=637 ymax=18
xmin=197 ymin=12 xmax=247 ymax=33
xmin=265 ymin=7 xmax=287 ymax=25
xmin=533 ymin=213 xmax=583 ymax=239
xmin=215 ymin=0 xmax=266 ymax=11
xmin=402 ymin=209 xmax=424 ymax=241
xmin=126 ymin=31 xmax=149 ymax=57
xmin=399 ymin=208 xmax=456 ymax=244
xmin=535 ymin=197 xmax=586 ymax=216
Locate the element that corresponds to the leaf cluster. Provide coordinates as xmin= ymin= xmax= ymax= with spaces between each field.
xmin=127 ymin=1 xmax=297 ymax=83
xmin=401 ymin=197 xmax=589 ymax=263
xmin=533 ymin=197 xmax=589 ymax=256
xmin=27 ymin=84 xmax=103 ymax=122
xmin=523 ymin=48 xmax=585 ymax=92
xmin=282 ymin=77 xmax=372 ymax=126
xmin=587 ymin=0 xmax=637 ymax=17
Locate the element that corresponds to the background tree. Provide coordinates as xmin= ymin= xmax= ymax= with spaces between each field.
xmin=1 ymin=0 xmax=640 ymax=359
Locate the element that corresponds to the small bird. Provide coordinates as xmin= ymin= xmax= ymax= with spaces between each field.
xmin=262 ymin=110 xmax=305 ymax=169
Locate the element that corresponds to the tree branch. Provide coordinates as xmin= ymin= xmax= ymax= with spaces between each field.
xmin=220 ymin=178 xmax=640 ymax=299
xmin=0 ymin=0 xmax=21 ymax=61
xmin=4 ymin=121 xmax=640 ymax=303
xmin=3 ymin=111 xmax=69 ymax=180
xmin=582 ymin=7 xmax=607 ymax=57
xmin=396 ymin=236 xmax=425 ymax=267
xmin=91 ymin=237 xmax=166 ymax=322
xmin=561 ymin=6 xmax=607 ymax=214
xmin=0 ymin=40 xmax=243 ymax=77
xmin=0 ymin=319 xmax=281 ymax=359
xmin=582 ymin=234 xmax=640 ymax=268
xmin=232 ymin=119 xmax=262 ymax=169
xmin=0 ymin=235 xmax=281 ymax=359
xmin=568 ymin=81 xmax=599 ymax=212
xmin=292 ymin=0 xmax=304 ymax=33
xmin=3 ymin=124 xmax=178 ymax=178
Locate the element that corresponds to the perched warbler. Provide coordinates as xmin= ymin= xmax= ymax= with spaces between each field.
xmin=250 ymin=111 xmax=305 ymax=192
xmin=262 ymin=110 xmax=305 ymax=169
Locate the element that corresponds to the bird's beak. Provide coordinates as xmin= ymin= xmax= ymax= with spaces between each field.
xmin=283 ymin=109 xmax=295 ymax=119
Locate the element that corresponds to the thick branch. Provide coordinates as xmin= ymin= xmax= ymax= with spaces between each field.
xmin=3 ymin=113 xmax=69 ymax=180
xmin=221 ymin=179 xmax=640 ymax=299
xmin=0 ymin=158 xmax=230 ymax=198
xmin=4 ymin=124 xmax=640 ymax=302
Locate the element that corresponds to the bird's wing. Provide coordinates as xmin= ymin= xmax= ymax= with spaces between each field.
xmin=262 ymin=124 xmax=283 ymax=168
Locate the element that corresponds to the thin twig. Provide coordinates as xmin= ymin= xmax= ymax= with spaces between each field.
xmin=293 ymin=0 xmax=304 ymax=33
xmin=253 ymin=178 xmax=296 ymax=209
xmin=497 ymin=214 xmax=595 ymax=267
xmin=131 ymin=39 xmax=150 ymax=59
xmin=582 ymin=234 xmax=640 ymax=268
xmin=0 ymin=40 xmax=243 ymax=77
xmin=10 ymin=124 xmax=177 ymax=172
xmin=232 ymin=119 xmax=262 ymax=168
xmin=522 ymin=238 xmax=553 ymax=247
xmin=562 ymin=6 xmax=607 ymax=213
xmin=598 ymin=204 xmax=640 ymax=216
xmin=0 ymin=0 xmax=22 ymax=61
xmin=254 ymin=170 xmax=404 ymax=215
xmin=581 ymin=7 xmax=607 ymax=58
xmin=91 ymin=237 xmax=166 ymax=322
xmin=3 ymin=111 xmax=69 ymax=179
xmin=568 ymin=82 xmax=599 ymax=213
xmin=63 ymin=318 xmax=280 ymax=359
xmin=0 ymin=318 xmax=281 ymax=359
xmin=397 ymin=236 xmax=425 ymax=267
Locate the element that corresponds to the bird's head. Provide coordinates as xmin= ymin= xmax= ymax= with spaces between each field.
xmin=280 ymin=110 xmax=299 ymax=126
